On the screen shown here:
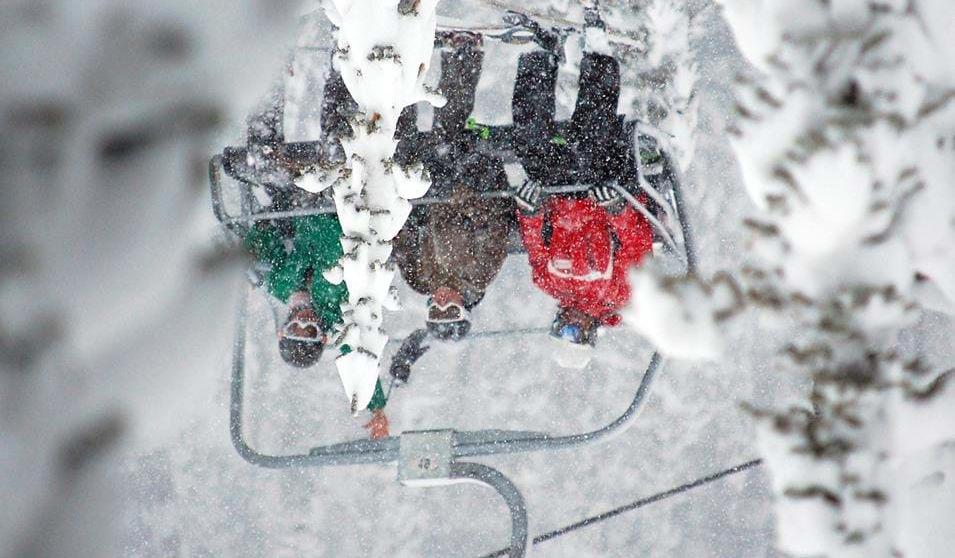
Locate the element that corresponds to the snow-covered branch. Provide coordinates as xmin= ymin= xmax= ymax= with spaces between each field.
xmin=638 ymin=0 xmax=700 ymax=175
xmin=627 ymin=0 xmax=955 ymax=555
xmin=315 ymin=0 xmax=444 ymax=411
xmin=612 ymin=0 xmax=700 ymax=180
xmin=624 ymin=264 xmax=741 ymax=360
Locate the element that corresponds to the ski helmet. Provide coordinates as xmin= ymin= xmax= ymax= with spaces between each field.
xmin=278 ymin=308 xmax=327 ymax=368
xmin=279 ymin=336 xmax=324 ymax=368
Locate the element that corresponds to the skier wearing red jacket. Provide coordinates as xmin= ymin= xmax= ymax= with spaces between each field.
xmin=516 ymin=195 xmax=652 ymax=328
xmin=510 ymin=7 xmax=654 ymax=349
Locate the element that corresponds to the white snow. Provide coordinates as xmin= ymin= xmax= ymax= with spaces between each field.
xmin=641 ymin=0 xmax=699 ymax=175
xmin=625 ymin=265 xmax=739 ymax=361
xmin=638 ymin=0 xmax=955 ymax=555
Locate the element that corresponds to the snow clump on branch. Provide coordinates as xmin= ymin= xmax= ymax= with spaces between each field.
xmin=625 ymin=265 xmax=740 ymax=360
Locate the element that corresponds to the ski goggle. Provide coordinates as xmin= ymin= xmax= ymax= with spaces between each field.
xmin=427 ymin=299 xmax=470 ymax=324
xmin=280 ymin=308 xmax=327 ymax=344
xmin=281 ymin=320 xmax=326 ymax=343
xmin=426 ymin=296 xmax=472 ymax=340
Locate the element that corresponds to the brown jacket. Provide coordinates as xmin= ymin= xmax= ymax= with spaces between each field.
xmin=395 ymin=158 xmax=514 ymax=309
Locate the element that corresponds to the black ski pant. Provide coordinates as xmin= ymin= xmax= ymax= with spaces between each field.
xmin=512 ymin=51 xmax=634 ymax=188
xmin=393 ymin=41 xmax=486 ymax=184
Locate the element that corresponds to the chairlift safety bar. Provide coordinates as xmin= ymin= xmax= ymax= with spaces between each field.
xmin=209 ymin=154 xmax=687 ymax=258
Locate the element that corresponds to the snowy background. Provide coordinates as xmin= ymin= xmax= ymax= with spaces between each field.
xmin=4 ymin=0 xmax=953 ymax=557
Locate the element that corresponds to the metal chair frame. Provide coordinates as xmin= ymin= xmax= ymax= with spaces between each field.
xmin=213 ymin=110 xmax=696 ymax=557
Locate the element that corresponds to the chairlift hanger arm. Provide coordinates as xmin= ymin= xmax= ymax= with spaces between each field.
xmin=666 ymin=158 xmax=698 ymax=274
xmin=451 ymin=351 xmax=663 ymax=459
xmin=451 ymin=462 xmax=529 ymax=558
xmin=209 ymin=155 xmax=244 ymax=237
xmin=219 ymin=155 xmax=710 ymax=557
xmin=228 ymin=281 xmax=665 ymax=466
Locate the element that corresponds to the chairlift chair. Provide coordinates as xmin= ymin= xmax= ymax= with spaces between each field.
xmin=209 ymin=12 xmax=700 ymax=557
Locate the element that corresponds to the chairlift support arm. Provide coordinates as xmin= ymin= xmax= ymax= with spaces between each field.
xmin=451 ymin=462 xmax=529 ymax=558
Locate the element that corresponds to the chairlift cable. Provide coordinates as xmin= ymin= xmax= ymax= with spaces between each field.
xmin=478 ymin=458 xmax=764 ymax=558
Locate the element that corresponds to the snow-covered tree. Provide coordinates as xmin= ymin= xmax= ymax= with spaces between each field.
xmin=0 ymin=2 xmax=300 ymax=556
xmin=297 ymin=0 xmax=444 ymax=411
xmin=627 ymin=1 xmax=955 ymax=556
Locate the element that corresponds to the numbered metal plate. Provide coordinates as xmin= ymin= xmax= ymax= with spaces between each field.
xmin=398 ymin=429 xmax=454 ymax=486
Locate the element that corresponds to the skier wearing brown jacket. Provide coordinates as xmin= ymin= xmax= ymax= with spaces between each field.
xmin=393 ymin=31 xmax=515 ymax=340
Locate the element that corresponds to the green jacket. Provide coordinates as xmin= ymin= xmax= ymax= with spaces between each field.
xmin=245 ymin=215 xmax=387 ymax=411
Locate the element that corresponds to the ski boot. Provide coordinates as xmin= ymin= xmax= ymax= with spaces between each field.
xmin=580 ymin=0 xmax=611 ymax=55
xmin=434 ymin=29 xmax=483 ymax=50
xmin=502 ymin=10 xmax=568 ymax=58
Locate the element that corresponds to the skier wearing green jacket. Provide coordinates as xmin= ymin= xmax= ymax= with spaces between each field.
xmin=244 ymin=214 xmax=390 ymax=440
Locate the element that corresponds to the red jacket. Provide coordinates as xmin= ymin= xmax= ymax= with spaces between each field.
xmin=517 ymin=197 xmax=653 ymax=325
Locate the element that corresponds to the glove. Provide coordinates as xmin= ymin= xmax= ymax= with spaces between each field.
xmin=391 ymin=363 xmax=412 ymax=384
xmin=389 ymin=328 xmax=430 ymax=384
xmin=364 ymin=409 xmax=390 ymax=440
xmin=513 ymin=179 xmax=543 ymax=214
xmin=588 ymin=184 xmax=622 ymax=208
